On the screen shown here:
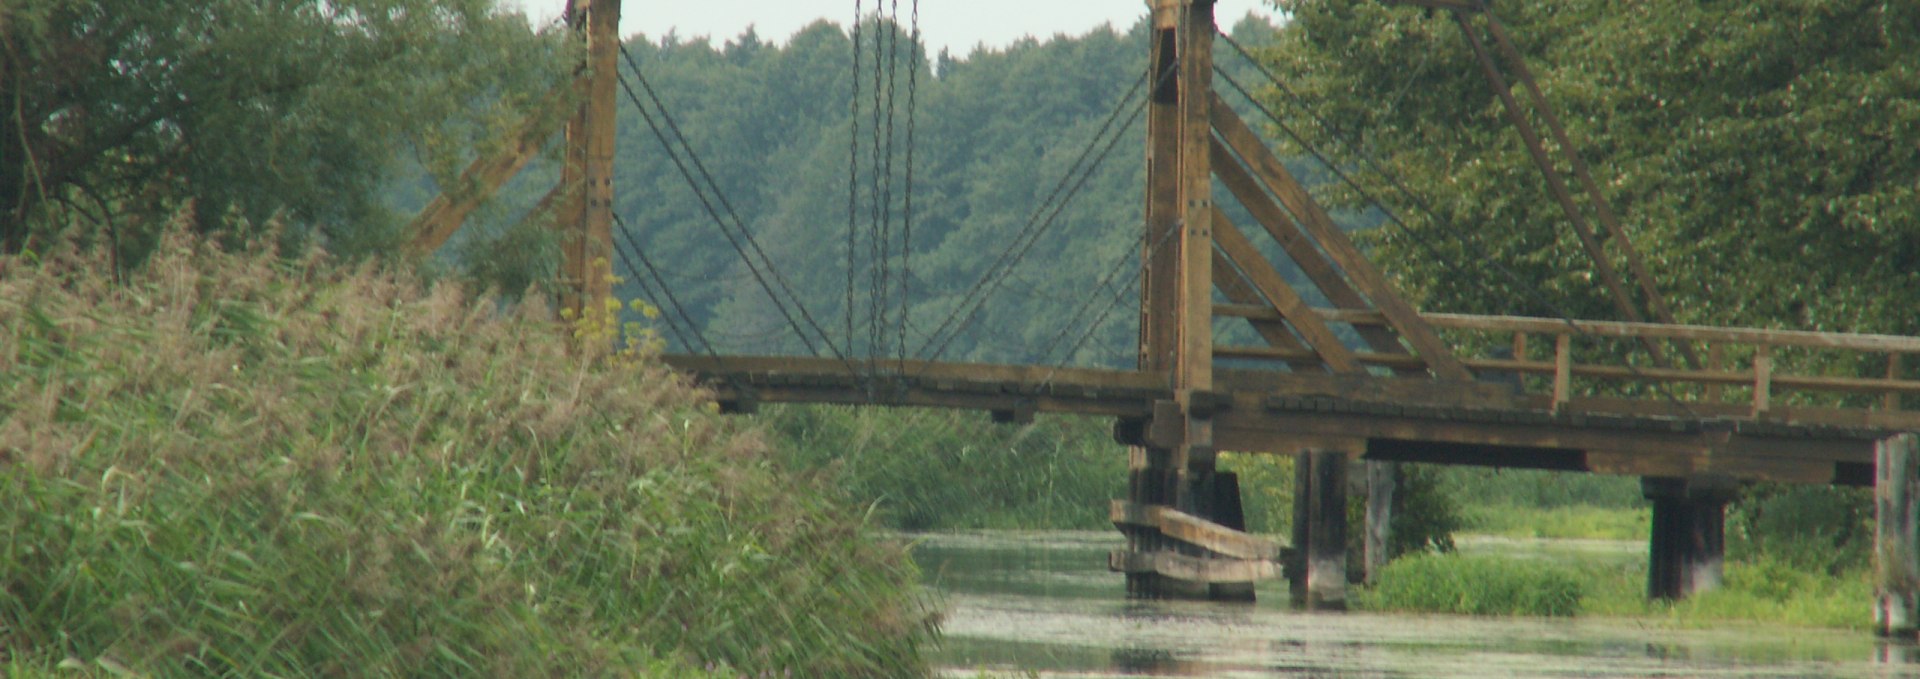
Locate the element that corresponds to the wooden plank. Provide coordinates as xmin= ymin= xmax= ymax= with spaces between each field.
xmin=662 ymin=354 xmax=1169 ymax=392
xmin=1211 ymin=143 xmax=1423 ymax=374
xmin=1211 ymin=248 xmax=1323 ymax=372
xmin=1212 ymin=216 xmax=1363 ymax=373
xmin=1209 ymin=93 xmax=1471 ymax=381
xmin=1107 ymin=549 xmax=1280 ymax=584
xmin=1216 ymin=369 xmax=1518 ymax=408
xmin=1237 ymin=304 xmax=1920 ymax=357
xmin=1391 ymin=311 xmax=1920 ymax=354
xmin=1110 ymin=501 xmax=1281 ymax=560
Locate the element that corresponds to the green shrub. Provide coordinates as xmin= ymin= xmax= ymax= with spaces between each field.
xmin=0 ymin=232 xmax=934 ymax=676
xmin=1361 ymin=552 xmax=1583 ymax=617
xmin=1728 ymin=484 xmax=1872 ymax=575
xmin=764 ymin=405 xmax=1126 ymax=530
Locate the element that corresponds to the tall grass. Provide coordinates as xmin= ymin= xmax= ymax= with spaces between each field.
xmin=1360 ymin=553 xmax=1585 ymax=617
xmin=764 ymin=406 xmax=1127 ymax=530
xmin=0 ymin=228 xmax=934 ymax=676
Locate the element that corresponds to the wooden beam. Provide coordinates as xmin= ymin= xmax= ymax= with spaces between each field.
xmin=404 ymin=85 xmax=572 ymax=256
xmin=1211 ymin=140 xmax=1424 ymax=375
xmin=1211 ymin=247 xmax=1324 ymax=372
xmin=1481 ymin=14 xmax=1695 ymax=369
xmin=1212 ymin=215 xmax=1363 ymax=374
xmin=1108 ymin=549 xmax=1280 ymax=584
xmin=1208 ymin=94 xmax=1471 ymax=381
xmin=556 ymin=0 xmax=620 ymax=325
xmin=1455 ymin=13 xmax=1668 ymax=366
xmin=1110 ymin=501 xmax=1282 ymax=560
xmin=1278 ymin=307 xmax=1920 ymax=354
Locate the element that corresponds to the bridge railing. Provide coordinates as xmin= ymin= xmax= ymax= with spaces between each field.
xmin=1216 ymin=304 xmax=1920 ymax=426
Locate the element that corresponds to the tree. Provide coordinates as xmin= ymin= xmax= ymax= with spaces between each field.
xmin=1257 ymin=0 xmax=1920 ymax=336
xmin=1 ymin=0 xmax=568 ymax=260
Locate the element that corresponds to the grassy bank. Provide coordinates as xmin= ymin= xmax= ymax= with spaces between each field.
xmin=0 ymin=232 xmax=934 ymax=676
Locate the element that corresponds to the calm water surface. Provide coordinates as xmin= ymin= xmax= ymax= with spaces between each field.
xmin=912 ymin=531 xmax=1920 ymax=678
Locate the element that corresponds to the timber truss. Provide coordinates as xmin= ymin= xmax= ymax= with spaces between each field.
xmin=408 ymin=0 xmax=1920 ymax=606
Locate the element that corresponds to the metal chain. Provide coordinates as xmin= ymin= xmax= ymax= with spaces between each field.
xmin=899 ymin=0 xmax=921 ymax=367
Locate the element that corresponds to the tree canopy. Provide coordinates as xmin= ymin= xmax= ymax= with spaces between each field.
xmin=1255 ymin=0 xmax=1919 ymax=334
xmin=1 ymin=0 xmax=567 ymax=259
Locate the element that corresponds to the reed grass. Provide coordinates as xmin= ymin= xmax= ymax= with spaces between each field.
xmin=0 ymin=227 xmax=934 ymax=676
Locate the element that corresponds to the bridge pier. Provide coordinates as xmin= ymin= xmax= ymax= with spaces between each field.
xmin=1287 ymin=450 xmax=1349 ymax=610
xmin=1876 ymin=433 xmax=1919 ymax=637
xmin=1643 ymin=476 xmax=1733 ymax=600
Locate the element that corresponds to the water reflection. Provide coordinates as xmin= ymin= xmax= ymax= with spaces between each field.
xmin=914 ymin=530 xmax=1916 ymax=678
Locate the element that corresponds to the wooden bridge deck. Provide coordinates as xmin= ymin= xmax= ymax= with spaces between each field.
xmin=664 ymin=310 xmax=1920 ymax=487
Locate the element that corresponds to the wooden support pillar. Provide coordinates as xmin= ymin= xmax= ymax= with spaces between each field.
xmin=1876 ymin=433 xmax=1920 ymax=637
xmin=1365 ymin=461 xmax=1396 ymax=585
xmin=1287 ymin=451 xmax=1311 ymax=603
xmin=1117 ymin=0 xmax=1245 ymax=603
xmin=1644 ymin=476 xmax=1731 ymax=600
xmin=558 ymin=0 xmax=620 ymax=328
xmin=1304 ymin=450 xmax=1349 ymax=610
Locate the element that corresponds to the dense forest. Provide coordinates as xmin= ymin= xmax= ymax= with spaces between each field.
xmin=423 ymin=13 xmax=1302 ymax=369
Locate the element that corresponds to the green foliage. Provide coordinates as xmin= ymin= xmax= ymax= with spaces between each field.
xmin=1728 ymin=484 xmax=1873 ymax=575
xmin=763 ymin=406 xmax=1126 ymax=530
xmin=1222 ymin=455 xmax=1458 ymax=557
xmin=1 ymin=0 xmax=569 ymax=260
xmin=0 ymin=229 xmax=933 ymax=677
xmin=1458 ymin=504 xmax=1648 ymax=541
xmin=1361 ymin=552 xmax=1584 ymax=617
xmin=1442 ymin=467 xmax=1643 ymax=509
xmin=1260 ymin=0 xmax=1920 ymax=361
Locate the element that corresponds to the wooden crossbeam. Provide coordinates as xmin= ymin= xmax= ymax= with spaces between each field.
xmin=1211 ymin=138 xmax=1424 ymax=376
xmin=1208 ymin=94 xmax=1472 ymax=381
xmin=1212 ymin=212 xmax=1364 ymax=374
xmin=404 ymin=85 xmax=574 ymax=256
xmin=1211 ymin=243 xmax=1324 ymax=372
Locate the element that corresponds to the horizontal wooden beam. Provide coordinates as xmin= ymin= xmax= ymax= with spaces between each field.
xmin=1220 ymin=304 xmax=1920 ymax=353
xmin=1111 ymin=500 xmax=1282 ymax=560
xmin=1108 ymin=549 xmax=1280 ymax=584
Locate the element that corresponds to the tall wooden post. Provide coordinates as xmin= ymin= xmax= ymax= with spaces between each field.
xmin=1365 ymin=461 xmax=1396 ymax=585
xmin=559 ymin=0 xmax=620 ymax=329
xmin=1644 ymin=476 xmax=1731 ymax=600
xmin=1305 ymin=450 xmax=1349 ymax=610
xmin=1876 ymin=433 xmax=1920 ymax=637
xmin=1119 ymin=0 xmax=1228 ymax=600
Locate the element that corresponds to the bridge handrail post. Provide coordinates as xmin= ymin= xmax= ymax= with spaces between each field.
xmin=1552 ymin=333 xmax=1571 ymax=412
xmin=1753 ymin=344 xmax=1774 ymax=417
xmin=1889 ymin=353 xmax=1905 ymax=412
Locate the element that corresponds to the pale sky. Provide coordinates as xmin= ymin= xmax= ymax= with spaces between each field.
xmin=506 ymin=1 xmax=1280 ymax=57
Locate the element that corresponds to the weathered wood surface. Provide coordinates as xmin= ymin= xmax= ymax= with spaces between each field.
xmin=1877 ymin=434 xmax=1920 ymax=637
xmin=1110 ymin=500 xmax=1281 ymax=561
xmin=662 ymin=353 xmax=1908 ymax=485
xmin=1107 ymin=549 xmax=1280 ymax=585
xmin=1209 ymin=93 xmax=1470 ymax=381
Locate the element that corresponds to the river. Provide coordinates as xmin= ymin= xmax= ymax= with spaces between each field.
xmin=912 ymin=531 xmax=1920 ymax=678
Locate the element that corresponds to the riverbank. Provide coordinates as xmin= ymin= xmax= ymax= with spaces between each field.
xmin=0 ymin=236 xmax=934 ymax=676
